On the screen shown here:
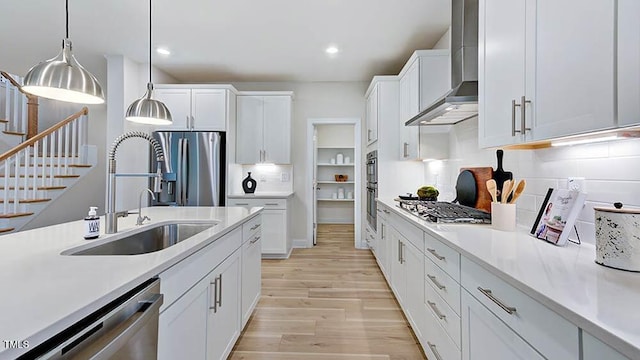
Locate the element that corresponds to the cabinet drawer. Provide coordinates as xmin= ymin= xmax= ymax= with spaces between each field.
xmin=424 ymin=232 xmax=460 ymax=282
xmin=229 ymin=198 xmax=286 ymax=209
xmin=461 ymin=258 xmax=579 ymax=360
xmin=425 ymin=256 xmax=461 ymax=316
xmin=242 ymin=215 xmax=262 ymax=243
xmin=159 ymin=227 xmax=242 ymax=312
xmin=423 ymin=304 xmax=462 ymax=360
xmin=425 ymin=277 xmax=461 ymax=349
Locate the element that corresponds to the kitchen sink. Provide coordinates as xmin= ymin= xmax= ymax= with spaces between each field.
xmin=66 ymin=222 xmax=217 ymax=256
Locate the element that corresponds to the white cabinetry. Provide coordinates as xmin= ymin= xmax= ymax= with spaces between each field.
xmin=398 ymin=51 xmax=450 ymax=160
xmin=461 ymin=290 xmax=543 ymax=360
xmin=375 ymin=205 xmax=391 ymax=281
xmin=158 ymin=274 xmax=209 ymax=360
xmin=479 ymin=0 xmax=616 ymax=148
xmin=154 ymin=87 xmax=229 ymax=131
xmin=366 ymin=84 xmax=379 ymax=145
xmin=236 ymin=94 xmax=292 ymax=164
xmin=582 ymin=331 xmax=629 ymax=360
xmin=207 ymin=250 xmax=241 ymax=360
xmin=618 ymin=0 xmax=640 ymax=127
xmin=241 ymin=216 xmax=262 ymax=327
xmin=229 ymin=197 xmax=291 ymax=258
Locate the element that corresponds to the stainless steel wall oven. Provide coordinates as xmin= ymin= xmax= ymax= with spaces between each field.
xmin=366 ymin=151 xmax=377 ymax=230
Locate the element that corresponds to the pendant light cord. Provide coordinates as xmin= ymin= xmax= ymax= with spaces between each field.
xmin=65 ymin=0 xmax=69 ymax=38
xmin=149 ymin=0 xmax=152 ymax=84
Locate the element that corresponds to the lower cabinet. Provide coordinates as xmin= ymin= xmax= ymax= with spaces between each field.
xmin=207 ymin=250 xmax=241 ymax=360
xmin=461 ymin=290 xmax=544 ymax=360
xmin=228 ymin=197 xmax=291 ymax=257
xmin=158 ymin=275 xmax=209 ymax=360
xmin=157 ymin=216 xmax=262 ymax=360
xmin=582 ymin=331 xmax=629 ymax=360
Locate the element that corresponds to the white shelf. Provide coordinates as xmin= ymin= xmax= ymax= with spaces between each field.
xmin=317 ymin=163 xmax=354 ymax=166
xmin=317 ymin=181 xmax=354 ymax=184
xmin=317 ymin=198 xmax=355 ymax=202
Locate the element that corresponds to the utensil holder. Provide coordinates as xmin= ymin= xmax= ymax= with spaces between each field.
xmin=491 ymin=203 xmax=516 ymax=231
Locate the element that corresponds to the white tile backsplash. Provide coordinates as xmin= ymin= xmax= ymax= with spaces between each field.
xmin=424 ymin=117 xmax=640 ymax=245
xmin=236 ymin=164 xmax=293 ymax=193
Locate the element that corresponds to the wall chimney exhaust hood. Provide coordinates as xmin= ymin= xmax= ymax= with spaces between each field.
xmin=406 ymin=0 xmax=478 ymax=126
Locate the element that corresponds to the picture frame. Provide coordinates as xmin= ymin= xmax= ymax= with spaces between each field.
xmin=530 ymin=188 xmax=586 ymax=246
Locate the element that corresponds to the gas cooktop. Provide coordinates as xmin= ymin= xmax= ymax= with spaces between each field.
xmin=395 ymin=199 xmax=491 ymax=224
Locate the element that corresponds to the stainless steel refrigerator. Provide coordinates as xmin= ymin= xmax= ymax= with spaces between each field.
xmin=150 ymin=131 xmax=225 ymax=206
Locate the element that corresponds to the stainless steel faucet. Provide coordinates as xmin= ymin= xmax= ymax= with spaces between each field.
xmin=137 ymin=188 xmax=156 ymax=225
xmin=106 ymin=131 xmax=165 ymax=234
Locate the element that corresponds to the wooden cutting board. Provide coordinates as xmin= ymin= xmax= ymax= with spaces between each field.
xmin=460 ymin=167 xmax=494 ymax=213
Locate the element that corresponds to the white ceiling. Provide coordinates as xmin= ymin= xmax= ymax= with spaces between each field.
xmin=1 ymin=0 xmax=450 ymax=82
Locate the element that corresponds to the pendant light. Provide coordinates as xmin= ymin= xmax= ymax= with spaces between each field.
xmin=22 ymin=0 xmax=105 ymax=104
xmin=125 ymin=0 xmax=172 ymax=125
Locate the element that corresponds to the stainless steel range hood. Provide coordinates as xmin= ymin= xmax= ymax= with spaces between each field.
xmin=406 ymin=0 xmax=478 ymax=126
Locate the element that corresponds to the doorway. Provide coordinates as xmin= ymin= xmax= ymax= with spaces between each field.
xmin=306 ymin=118 xmax=362 ymax=249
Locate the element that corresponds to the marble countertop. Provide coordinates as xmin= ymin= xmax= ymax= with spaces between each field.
xmin=378 ymin=198 xmax=640 ymax=359
xmin=228 ymin=191 xmax=294 ymax=199
xmin=0 ymin=206 xmax=260 ymax=360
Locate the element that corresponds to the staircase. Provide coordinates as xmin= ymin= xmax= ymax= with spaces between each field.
xmin=0 ymin=73 xmax=97 ymax=234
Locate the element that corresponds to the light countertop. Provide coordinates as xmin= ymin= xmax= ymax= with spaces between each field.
xmin=228 ymin=191 xmax=294 ymax=199
xmin=378 ymin=199 xmax=640 ymax=359
xmin=0 ymin=206 xmax=260 ymax=360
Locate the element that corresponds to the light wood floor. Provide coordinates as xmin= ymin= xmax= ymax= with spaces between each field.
xmin=229 ymin=224 xmax=427 ymax=360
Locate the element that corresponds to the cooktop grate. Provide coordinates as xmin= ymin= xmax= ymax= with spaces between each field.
xmin=395 ymin=199 xmax=491 ymax=224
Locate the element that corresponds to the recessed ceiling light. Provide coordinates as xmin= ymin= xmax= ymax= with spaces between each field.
xmin=156 ymin=47 xmax=171 ymax=55
xmin=326 ymin=46 xmax=339 ymax=54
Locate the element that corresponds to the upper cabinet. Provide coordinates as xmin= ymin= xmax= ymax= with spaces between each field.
xmin=479 ymin=0 xmax=617 ymax=148
xmin=366 ymin=84 xmax=379 ymax=146
xmin=398 ymin=50 xmax=450 ymax=160
xmin=154 ymin=86 xmax=231 ymax=131
xmin=236 ymin=93 xmax=293 ymax=164
xmin=618 ymin=0 xmax=640 ymax=127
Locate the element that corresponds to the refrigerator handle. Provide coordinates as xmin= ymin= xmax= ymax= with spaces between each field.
xmin=176 ymin=138 xmax=183 ymax=206
xmin=182 ymin=137 xmax=189 ymax=205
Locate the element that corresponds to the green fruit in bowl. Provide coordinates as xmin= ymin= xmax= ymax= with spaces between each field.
xmin=417 ymin=185 xmax=439 ymax=200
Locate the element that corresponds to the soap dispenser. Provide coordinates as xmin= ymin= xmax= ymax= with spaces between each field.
xmin=84 ymin=206 xmax=100 ymax=239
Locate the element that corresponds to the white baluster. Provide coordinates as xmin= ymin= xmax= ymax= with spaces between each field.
xmin=23 ymin=147 xmax=29 ymax=201
xmin=12 ymin=85 xmax=18 ymax=132
xmin=13 ymin=153 xmax=19 ymax=214
xmin=3 ymin=158 xmax=8 ymax=214
xmin=33 ymin=142 xmax=38 ymax=199
xmin=57 ymin=128 xmax=62 ymax=175
xmin=49 ymin=134 xmax=55 ymax=187
xmin=41 ymin=136 xmax=47 ymax=188
xmin=4 ymin=77 xmax=10 ymax=123
xmin=64 ymin=123 xmax=70 ymax=174
xmin=71 ymin=119 xmax=77 ymax=165
xmin=21 ymin=90 xmax=27 ymax=135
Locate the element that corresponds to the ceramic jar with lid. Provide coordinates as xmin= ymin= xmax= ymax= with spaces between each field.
xmin=594 ymin=203 xmax=640 ymax=272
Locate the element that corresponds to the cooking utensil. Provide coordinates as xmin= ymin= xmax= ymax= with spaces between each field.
xmin=453 ymin=170 xmax=477 ymax=207
xmin=493 ymin=149 xmax=513 ymax=202
xmin=501 ymin=179 xmax=513 ymax=204
xmin=509 ymin=180 xmax=526 ymax=204
xmin=461 ymin=167 xmax=494 ymax=212
xmin=399 ymin=194 xmax=419 ymax=200
xmin=486 ymin=179 xmax=498 ymax=203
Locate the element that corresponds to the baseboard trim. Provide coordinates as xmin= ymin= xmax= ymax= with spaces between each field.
xmin=317 ymin=219 xmax=354 ymax=224
xmin=261 ymin=247 xmax=293 ymax=259
xmin=292 ymin=238 xmax=310 ymax=248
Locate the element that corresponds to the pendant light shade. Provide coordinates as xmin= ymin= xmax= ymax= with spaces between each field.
xmin=22 ymin=2 xmax=104 ymax=104
xmin=125 ymin=83 xmax=172 ymax=125
xmin=125 ymin=0 xmax=172 ymax=125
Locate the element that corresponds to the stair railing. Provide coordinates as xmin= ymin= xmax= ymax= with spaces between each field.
xmin=0 ymin=107 xmax=88 ymax=214
xmin=0 ymin=72 xmax=29 ymax=137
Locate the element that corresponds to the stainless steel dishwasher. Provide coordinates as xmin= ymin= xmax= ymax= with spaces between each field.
xmin=19 ymin=278 xmax=163 ymax=360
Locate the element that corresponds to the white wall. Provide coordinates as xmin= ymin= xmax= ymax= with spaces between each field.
xmin=231 ymin=82 xmax=367 ymax=241
xmin=422 ymin=117 xmax=640 ymax=245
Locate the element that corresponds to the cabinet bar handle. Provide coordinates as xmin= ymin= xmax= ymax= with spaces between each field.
xmin=250 ymin=236 xmax=261 ymax=244
xmin=235 ymin=203 xmax=249 ymax=206
xmin=398 ymin=240 xmax=402 ymax=263
xmin=368 ymin=129 xmax=372 ymax=141
xmin=265 ymin=203 xmax=279 ymax=206
xmin=383 ymin=209 xmax=390 ymax=214
xmin=427 ymin=342 xmax=444 ymax=360
xmin=250 ymin=224 xmax=261 ymax=231
xmin=400 ymin=242 xmax=405 ymax=264
xmin=209 ymin=278 xmax=218 ymax=312
xmin=477 ymin=287 xmax=517 ymax=315
xmin=376 ymin=208 xmax=382 ymax=212
xmin=427 ymin=248 xmax=445 ymax=261
xmin=427 ymin=300 xmax=447 ymax=320
xmin=216 ymin=274 xmax=223 ymax=308
xmin=511 ymin=100 xmax=521 ymax=136
xmin=427 ymin=274 xmax=446 ymax=290
xmin=403 ymin=142 xmax=409 ymax=158
xmin=520 ymin=96 xmax=532 ymax=135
